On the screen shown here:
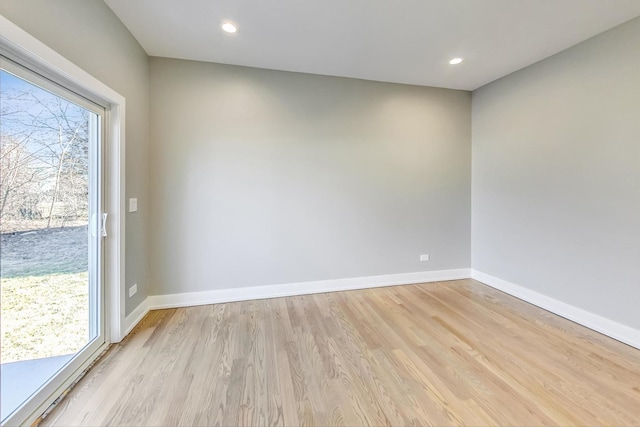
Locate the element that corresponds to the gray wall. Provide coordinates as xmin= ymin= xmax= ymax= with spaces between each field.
xmin=0 ymin=0 xmax=150 ymax=315
xmin=9 ymin=1 xmax=634 ymax=335
xmin=472 ymin=17 xmax=640 ymax=329
xmin=149 ymin=57 xmax=471 ymax=295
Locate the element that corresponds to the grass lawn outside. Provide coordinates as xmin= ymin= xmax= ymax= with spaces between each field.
xmin=1 ymin=272 xmax=89 ymax=363
xmin=1 ymin=226 xmax=91 ymax=364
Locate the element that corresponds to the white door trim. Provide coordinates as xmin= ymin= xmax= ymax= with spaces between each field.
xmin=0 ymin=13 xmax=126 ymax=426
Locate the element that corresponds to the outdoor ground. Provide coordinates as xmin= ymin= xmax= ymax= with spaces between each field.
xmin=1 ymin=226 xmax=89 ymax=363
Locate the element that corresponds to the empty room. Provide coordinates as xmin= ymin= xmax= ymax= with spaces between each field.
xmin=0 ymin=0 xmax=639 ymax=426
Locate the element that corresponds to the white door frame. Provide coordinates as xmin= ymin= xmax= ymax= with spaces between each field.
xmin=0 ymin=14 xmax=127 ymax=426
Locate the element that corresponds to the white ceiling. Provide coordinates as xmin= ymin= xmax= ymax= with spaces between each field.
xmin=104 ymin=0 xmax=640 ymax=90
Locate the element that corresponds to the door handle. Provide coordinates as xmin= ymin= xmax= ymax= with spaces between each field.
xmin=101 ymin=213 xmax=108 ymax=237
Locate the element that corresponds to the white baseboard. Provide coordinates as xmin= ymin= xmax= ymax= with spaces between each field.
xmin=147 ymin=268 xmax=471 ymax=310
xmin=119 ymin=298 xmax=151 ymax=342
xmin=471 ymin=270 xmax=640 ymax=350
xmin=119 ymin=268 xmax=640 ymax=352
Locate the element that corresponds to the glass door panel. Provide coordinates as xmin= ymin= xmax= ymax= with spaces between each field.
xmin=0 ymin=57 xmax=105 ymax=424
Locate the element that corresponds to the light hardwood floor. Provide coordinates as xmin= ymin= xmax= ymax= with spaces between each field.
xmin=40 ymin=279 xmax=640 ymax=426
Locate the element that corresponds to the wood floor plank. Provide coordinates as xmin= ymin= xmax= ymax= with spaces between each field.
xmin=39 ymin=280 xmax=640 ymax=426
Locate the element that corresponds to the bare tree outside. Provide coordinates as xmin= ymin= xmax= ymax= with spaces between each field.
xmin=1 ymin=79 xmax=89 ymax=232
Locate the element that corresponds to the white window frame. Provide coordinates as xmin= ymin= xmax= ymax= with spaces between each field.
xmin=0 ymin=14 xmax=127 ymax=427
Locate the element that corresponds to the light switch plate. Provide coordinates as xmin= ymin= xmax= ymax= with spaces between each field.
xmin=129 ymin=198 xmax=138 ymax=212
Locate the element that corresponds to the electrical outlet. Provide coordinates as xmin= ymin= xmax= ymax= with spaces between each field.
xmin=129 ymin=284 xmax=137 ymax=297
xmin=419 ymin=254 xmax=430 ymax=262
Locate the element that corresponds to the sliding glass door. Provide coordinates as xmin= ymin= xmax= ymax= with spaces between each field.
xmin=0 ymin=56 xmax=106 ymax=425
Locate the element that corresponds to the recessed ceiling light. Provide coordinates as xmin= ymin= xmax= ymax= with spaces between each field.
xmin=222 ymin=22 xmax=237 ymax=33
xmin=449 ymin=57 xmax=464 ymax=65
